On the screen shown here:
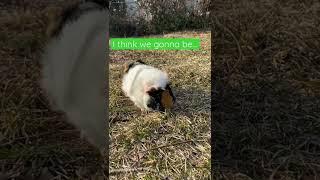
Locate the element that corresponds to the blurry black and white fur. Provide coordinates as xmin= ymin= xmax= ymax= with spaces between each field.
xmin=122 ymin=60 xmax=175 ymax=112
xmin=41 ymin=0 xmax=109 ymax=151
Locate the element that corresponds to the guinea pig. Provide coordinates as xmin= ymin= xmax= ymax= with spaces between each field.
xmin=122 ymin=60 xmax=176 ymax=112
xmin=41 ymin=0 xmax=109 ymax=152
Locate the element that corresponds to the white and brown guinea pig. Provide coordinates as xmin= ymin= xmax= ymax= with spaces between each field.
xmin=122 ymin=60 xmax=176 ymax=112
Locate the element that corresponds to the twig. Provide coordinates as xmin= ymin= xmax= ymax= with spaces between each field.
xmin=109 ymin=167 xmax=154 ymax=175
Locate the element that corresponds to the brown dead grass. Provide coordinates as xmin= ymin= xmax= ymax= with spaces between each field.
xmin=0 ymin=2 xmax=211 ymax=179
xmin=109 ymin=31 xmax=211 ymax=179
xmin=212 ymin=0 xmax=320 ymax=179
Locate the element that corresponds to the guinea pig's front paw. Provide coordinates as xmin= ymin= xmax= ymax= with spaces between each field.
xmin=140 ymin=108 xmax=152 ymax=115
xmin=140 ymin=108 xmax=144 ymax=112
xmin=140 ymin=108 xmax=146 ymax=115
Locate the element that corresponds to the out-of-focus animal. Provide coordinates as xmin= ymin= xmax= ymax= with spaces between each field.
xmin=41 ymin=0 xmax=109 ymax=152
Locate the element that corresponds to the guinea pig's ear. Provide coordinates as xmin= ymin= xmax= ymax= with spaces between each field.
xmin=144 ymin=84 xmax=157 ymax=94
xmin=45 ymin=6 xmax=63 ymax=38
xmin=136 ymin=60 xmax=146 ymax=64
xmin=123 ymin=62 xmax=134 ymax=73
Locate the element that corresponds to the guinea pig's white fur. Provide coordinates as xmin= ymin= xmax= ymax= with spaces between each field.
xmin=122 ymin=63 xmax=169 ymax=111
xmin=41 ymin=1 xmax=109 ymax=151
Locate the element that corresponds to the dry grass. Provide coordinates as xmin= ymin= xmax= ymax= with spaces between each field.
xmin=5 ymin=0 xmax=319 ymax=179
xmin=0 ymin=2 xmax=211 ymax=179
xmin=109 ymin=31 xmax=211 ymax=179
xmin=212 ymin=0 xmax=320 ymax=179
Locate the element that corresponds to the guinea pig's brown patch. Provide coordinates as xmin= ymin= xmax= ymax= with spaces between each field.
xmin=161 ymin=89 xmax=174 ymax=109
xmin=123 ymin=63 xmax=130 ymax=73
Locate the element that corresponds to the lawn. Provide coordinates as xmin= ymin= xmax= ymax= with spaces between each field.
xmin=109 ymin=31 xmax=211 ymax=179
xmin=0 ymin=2 xmax=211 ymax=179
xmin=212 ymin=0 xmax=320 ymax=179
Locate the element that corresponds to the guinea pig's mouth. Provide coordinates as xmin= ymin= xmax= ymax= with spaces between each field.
xmin=146 ymin=102 xmax=162 ymax=112
xmin=149 ymin=108 xmax=165 ymax=113
xmin=146 ymin=102 xmax=170 ymax=113
xmin=156 ymin=105 xmax=166 ymax=112
xmin=145 ymin=86 xmax=175 ymax=112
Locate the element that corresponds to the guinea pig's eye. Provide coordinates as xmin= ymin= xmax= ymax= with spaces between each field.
xmin=146 ymin=87 xmax=157 ymax=95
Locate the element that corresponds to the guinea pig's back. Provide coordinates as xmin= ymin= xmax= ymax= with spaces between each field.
xmin=138 ymin=66 xmax=169 ymax=89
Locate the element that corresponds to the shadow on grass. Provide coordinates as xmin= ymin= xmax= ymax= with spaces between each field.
xmin=170 ymin=87 xmax=211 ymax=118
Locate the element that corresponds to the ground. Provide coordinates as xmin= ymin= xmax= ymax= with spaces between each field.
xmin=109 ymin=31 xmax=211 ymax=179
xmin=0 ymin=2 xmax=211 ymax=179
xmin=1 ymin=0 xmax=320 ymax=179
xmin=212 ymin=0 xmax=320 ymax=179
